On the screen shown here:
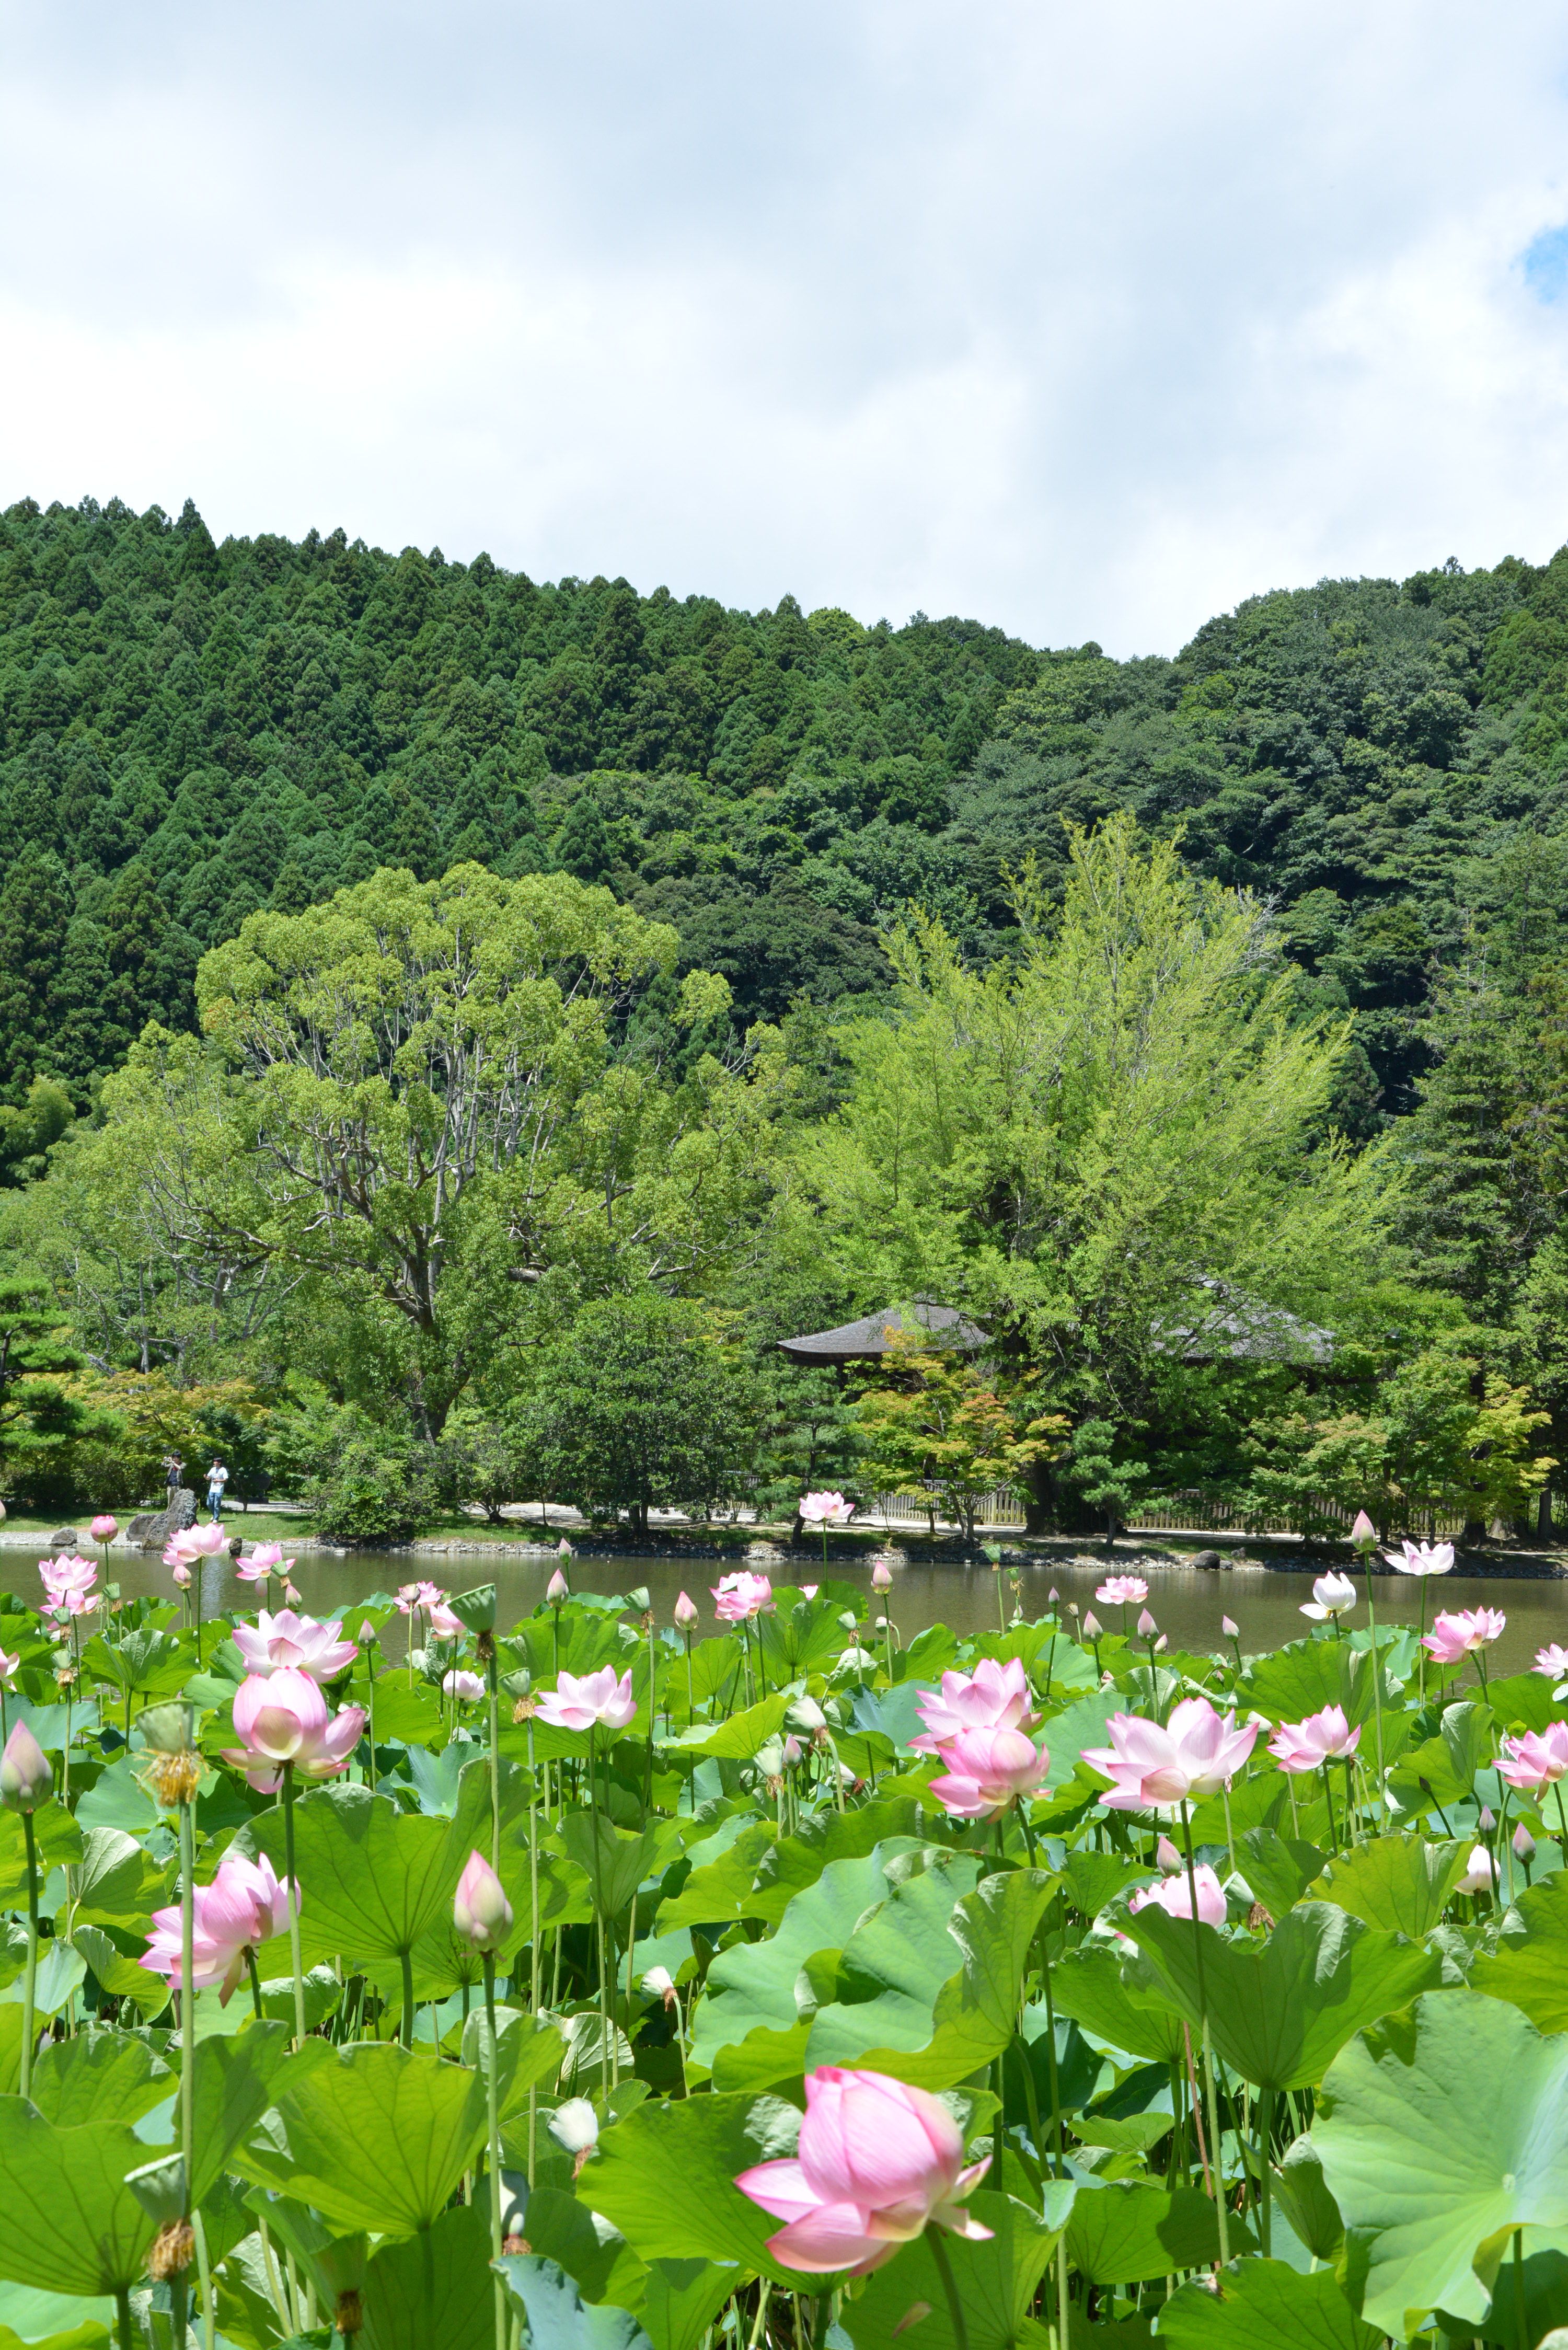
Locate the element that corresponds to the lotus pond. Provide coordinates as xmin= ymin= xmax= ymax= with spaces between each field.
xmin=1 ymin=1537 xmax=1566 ymax=2350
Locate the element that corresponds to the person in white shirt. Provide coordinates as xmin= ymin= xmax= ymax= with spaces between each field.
xmin=205 ymin=1460 xmax=230 ymax=1523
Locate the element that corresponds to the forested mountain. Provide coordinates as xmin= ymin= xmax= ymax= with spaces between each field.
xmin=7 ymin=490 xmax=1568 ymax=1538
xmin=7 ymin=490 xmax=1568 ymax=1134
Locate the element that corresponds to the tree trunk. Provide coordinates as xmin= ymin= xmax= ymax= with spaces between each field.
xmin=1539 ymin=1488 xmax=1554 ymax=1542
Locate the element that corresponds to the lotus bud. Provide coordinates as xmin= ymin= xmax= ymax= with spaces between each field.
xmin=1137 ymin=1609 xmax=1157 ymax=1637
xmin=871 ymin=1561 xmax=893 ymax=1593
xmin=1350 ymin=1509 xmax=1378 ymax=1552
xmin=1479 ymin=1806 xmax=1496 ymax=1832
xmin=1154 ymin=1633 xmax=1168 ymax=1652
xmin=171 ymin=1564 xmax=191 ymax=1588
xmin=673 ymin=1591 xmax=699 ymax=1631
xmin=1514 ymin=1821 xmax=1537 ymax=1860
xmin=453 ymin=1849 xmax=513 ymax=1952
xmin=783 ymin=1735 xmax=803 ymax=1767
xmin=1048 ymin=1587 xmax=1059 ymax=1604
xmin=0 ymin=1722 xmax=52 ymax=1812
xmin=1082 ymin=1612 xmax=1102 ymax=1640
xmin=90 ymin=1514 xmax=118 ymax=1542
xmin=358 ymin=1620 xmax=377 ymax=1649
xmin=642 ymin=1965 xmax=678 ymax=2008
xmin=838 ymin=1611 xmax=858 ymax=1631
xmin=1157 ymin=1835 xmax=1183 ymax=1875
xmin=1222 ymin=1616 xmax=1240 ymax=1638
xmin=1067 ymin=1603 xmax=1080 ymax=1619
xmin=546 ymin=1569 xmax=568 ymax=1606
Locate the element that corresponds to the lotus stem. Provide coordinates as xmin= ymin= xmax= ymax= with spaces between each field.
xmin=1039 ymin=1916 xmax=1065 ymax=2179
xmin=1514 ymin=2227 xmax=1528 ymax=2350
xmin=19 ymin=1811 xmax=38 ymax=2100
xmin=528 ymin=1713 xmax=540 ymax=2186
xmin=1179 ymin=1801 xmax=1230 ymax=2265
xmin=1256 ymin=2083 xmax=1273 ymax=2256
xmin=180 ymin=1789 xmax=196 ymax=2241
xmin=487 ymin=1646 xmax=501 ymax=1877
xmin=114 ymin=2285 xmax=134 ymax=2350
xmin=1364 ymin=1571 xmax=1386 ymax=1792
xmin=927 ymin=2224 xmax=970 ymax=2350
xmin=193 ymin=2206 xmax=216 ymax=2350
xmin=485 ymin=1951 xmax=506 ymax=2350
xmin=282 ymin=1761 xmax=307 ymax=2049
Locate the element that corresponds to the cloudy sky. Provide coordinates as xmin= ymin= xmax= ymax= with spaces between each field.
xmin=4 ymin=2 xmax=1568 ymax=653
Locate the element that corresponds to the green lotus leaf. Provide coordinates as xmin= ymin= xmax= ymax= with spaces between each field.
xmin=25 ymin=2024 xmax=171 ymax=2126
xmin=0 ymin=1807 xmax=83 ymax=1909
xmin=182 ymin=2019 xmax=291 ymax=2202
xmin=59 ymin=1827 xmax=166 ymax=1931
xmin=637 ymin=2259 xmax=744 ymax=2350
xmin=1271 ymin=2135 xmax=1344 ymax=2262
xmin=235 ymin=2041 xmax=487 ymax=2236
xmin=655 ymin=1819 xmax=778 ymax=1932
xmin=805 ymin=1852 xmax=985 ymax=2067
xmin=1158 ymin=2256 xmax=1380 ymax=2349
xmin=1123 ymin=1901 xmax=1440 ymax=2090
xmin=0 ymin=2102 xmax=155 ymax=2296
xmin=580 ymin=2090 xmax=806 ymax=2286
xmin=1470 ymin=1872 xmax=1568 ymax=2032
xmin=0 ymin=2326 xmax=110 ymax=2349
xmin=1307 ymin=1834 xmax=1468 ymax=1938
xmin=516 ymin=2185 xmax=650 ymax=2311
xmin=239 ymin=1779 xmax=484 ymax=1974
xmin=1482 ymin=1672 xmax=1566 ymax=1738
xmin=68 ymin=1924 xmax=169 ymax=2015
xmin=842 ymin=2185 xmax=1074 ymax=2350
xmin=851 ymin=1864 xmax=1055 ymax=2091
xmin=1056 ymin=1849 xmax=1146 ymax=1919
xmin=750 ymin=1800 xmax=927 ymax=1925
xmin=1065 ymin=2179 xmax=1232 ymax=2285
xmin=498 ymin=2254 xmax=653 ymax=2350
xmin=1313 ymin=1987 xmax=1568 ymax=2337
xmin=1235 ymin=1827 xmax=1324 ymax=1921
xmin=1238 ymin=1637 xmax=1389 ymax=1732
xmin=359 ymin=2203 xmax=498 ymax=2350
xmin=561 ymin=1814 xmax=666 ymax=1921
xmin=1048 ymin=1945 xmax=1187 ymax=2067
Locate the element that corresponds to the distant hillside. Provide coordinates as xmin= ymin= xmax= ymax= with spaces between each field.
xmin=4 ymin=493 xmax=1568 ymax=1134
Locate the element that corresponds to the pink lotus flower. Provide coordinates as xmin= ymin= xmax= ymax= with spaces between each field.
xmin=0 ymin=1649 xmax=17 ymax=1684
xmin=1221 ymin=1616 xmax=1240 ymax=1639
xmin=546 ymin=1569 xmax=569 ymax=1605
xmin=394 ymin=1580 xmax=445 ymax=1614
xmin=712 ymin=1571 xmax=774 ymax=1625
xmin=736 ymin=2066 xmax=993 ymax=2276
xmin=232 ymin=1610 xmax=358 ymax=1683
xmin=799 ymin=1492 xmax=855 ymax=1527
xmin=143 ymin=1852 xmax=297 ymax=2001
xmin=224 ymin=1668 xmax=366 ymax=1791
xmin=1300 ymin=1572 xmax=1356 ymax=1622
xmin=1515 ymin=1822 xmax=1537 ymax=1861
xmin=910 ymin=1658 xmax=1037 ymax=1753
xmin=1534 ymin=1644 xmax=1568 ymax=1679
xmin=235 ymin=1541 xmax=288 ymax=1585
xmin=170 ymin=1564 xmax=192 ymax=1589
xmin=1349 ymin=1510 xmax=1377 ymax=1549
xmin=1128 ymin=1862 xmax=1227 ymax=1928
xmin=453 ymin=1850 xmax=513 ymax=1952
xmin=89 ymin=1515 xmax=118 ymax=1543
xmin=443 ymin=1668 xmax=484 ymax=1702
xmin=871 ymin=1561 xmax=893 ymax=1593
xmin=426 ymin=1601 xmax=465 ymax=1640
xmin=1081 ymin=1611 xmax=1102 ymax=1641
xmin=1082 ymin=1697 xmax=1259 ymax=1812
xmin=1096 ymin=1575 xmax=1148 ymax=1607
xmin=673 ymin=1591 xmax=699 ymax=1631
xmin=1423 ymin=1607 xmax=1505 ymax=1664
xmin=39 ymin=1554 xmax=95 ymax=1605
xmin=0 ymin=1722 xmax=52 ymax=1811
xmin=1136 ymin=1609 xmax=1158 ymax=1638
xmin=53 ymin=1587 xmax=100 ymax=1619
xmin=1268 ymin=1705 xmax=1361 ymax=1773
xmin=928 ymin=1725 xmax=1050 ymax=1819
xmin=1456 ymin=1845 xmax=1497 ymax=1897
xmin=1156 ymin=1835 xmax=1183 ymax=1874
xmin=167 ymin=1523 xmax=228 ymax=1564
xmin=1498 ymin=1721 xmax=1568 ymax=1791
xmin=534 ymin=1666 xmax=637 ymax=1734
xmin=801 ymin=1584 xmax=818 ymax=1599
xmin=1384 ymin=1538 xmax=1455 ymax=1578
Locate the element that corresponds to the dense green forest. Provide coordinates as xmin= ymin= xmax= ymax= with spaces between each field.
xmin=4 ymin=491 xmax=1568 ymax=1540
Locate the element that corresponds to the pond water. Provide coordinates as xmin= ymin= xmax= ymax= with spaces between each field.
xmin=10 ymin=1539 xmax=1568 ymax=1680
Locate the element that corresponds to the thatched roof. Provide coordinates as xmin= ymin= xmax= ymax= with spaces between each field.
xmin=777 ymin=1301 xmax=990 ymax=1366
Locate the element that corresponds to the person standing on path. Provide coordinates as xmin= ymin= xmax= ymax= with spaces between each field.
xmin=163 ymin=1452 xmax=184 ymax=1507
xmin=205 ymin=1458 xmax=229 ymax=1523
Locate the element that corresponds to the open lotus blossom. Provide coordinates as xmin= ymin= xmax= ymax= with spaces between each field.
xmin=1534 ymin=1644 xmax=1568 ymax=1679
xmin=1127 ymin=1861 xmax=1227 ymax=1928
xmin=426 ymin=1601 xmax=465 ymax=1640
xmin=89 ymin=1514 xmax=118 ymax=1543
xmin=39 ymin=1554 xmax=95 ymax=1605
xmin=736 ymin=2066 xmax=993 ymax=2276
xmin=1269 ymin=1705 xmax=1362 ymax=1773
xmin=395 ymin=1580 xmax=445 ymax=1615
xmin=928 ymin=1725 xmax=1050 ymax=1818
xmin=1423 ymin=1607 xmax=1506 ymax=1664
xmin=224 ymin=1667 xmax=366 ymax=1791
xmin=1384 ymin=1538 xmax=1455 ymax=1578
xmin=1497 ymin=1721 xmax=1568 ymax=1791
xmin=711 ymin=1571 xmax=774 ymax=1625
xmin=1300 ymin=1571 xmax=1357 ymax=1623
xmin=52 ymin=1587 xmax=101 ymax=1619
xmin=453 ymin=1850 xmax=513 ymax=1951
xmin=911 ymin=1657 xmax=1039 ymax=1753
xmin=673 ymin=1592 xmax=699 ymax=1630
xmin=534 ymin=1665 xmax=637 ymax=1733
xmin=1455 ymin=1844 xmax=1497 ymax=1898
xmin=143 ymin=1851 xmax=297 ymax=2000
xmin=799 ymin=1492 xmax=855 ymax=1527
xmin=232 ymin=1610 xmax=358 ymax=1682
xmin=235 ymin=1542 xmax=289 ymax=1585
xmin=1096 ymin=1575 xmax=1148 ymax=1607
xmin=1082 ymin=1696 xmax=1259 ymax=1812
xmin=167 ymin=1522 xmax=229 ymax=1565
xmin=443 ymin=1668 xmax=484 ymax=1702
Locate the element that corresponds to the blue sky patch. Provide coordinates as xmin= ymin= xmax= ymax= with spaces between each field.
xmin=1523 ymin=224 xmax=1568 ymax=301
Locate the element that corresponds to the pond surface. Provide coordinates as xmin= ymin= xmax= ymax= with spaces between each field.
xmin=9 ymin=1539 xmax=1568 ymax=1680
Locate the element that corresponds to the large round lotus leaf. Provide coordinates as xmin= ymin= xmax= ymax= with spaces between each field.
xmin=0 ymin=2102 xmax=155 ymax=2296
xmin=1307 ymin=1835 xmax=1469 ymax=1940
xmin=1470 ymin=1873 xmax=1568 ymax=2034
xmin=842 ymin=2185 xmax=1074 ymax=2350
xmin=580 ymin=2090 xmax=809 ymax=2286
xmin=1065 ymin=2180 xmax=1233 ymax=2286
xmin=1159 ymin=2256 xmax=1380 ymax=2350
xmin=360 ymin=2204 xmax=499 ymax=2350
xmin=235 ymin=2042 xmax=487 ymax=2237
xmin=1123 ymin=1900 xmax=1440 ymax=2090
xmin=1314 ymin=1987 xmax=1568 ymax=2338
xmin=240 ymin=1781 xmax=486 ymax=1971
xmin=498 ymin=2254 xmax=652 ymax=2350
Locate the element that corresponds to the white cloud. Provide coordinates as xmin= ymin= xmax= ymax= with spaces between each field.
xmin=3 ymin=0 xmax=1568 ymax=651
